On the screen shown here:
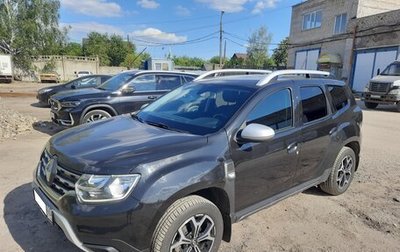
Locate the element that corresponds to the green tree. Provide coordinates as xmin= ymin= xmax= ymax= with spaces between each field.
xmin=0 ymin=0 xmax=66 ymax=71
xmin=62 ymin=42 xmax=82 ymax=56
xmin=108 ymin=35 xmax=134 ymax=66
xmin=246 ymin=26 xmax=272 ymax=69
xmin=83 ymin=32 xmax=110 ymax=66
xmin=272 ymin=37 xmax=289 ymax=68
xmin=121 ymin=51 xmax=150 ymax=69
xmin=173 ymin=56 xmax=205 ymax=68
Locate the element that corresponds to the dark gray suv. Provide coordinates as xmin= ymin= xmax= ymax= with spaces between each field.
xmin=32 ymin=70 xmax=362 ymax=252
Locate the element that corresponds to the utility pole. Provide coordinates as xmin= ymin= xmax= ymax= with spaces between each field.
xmin=219 ymin=11 xmax=225 ymax=68
xmin=223 ymin=40 xmax=227 ymax=65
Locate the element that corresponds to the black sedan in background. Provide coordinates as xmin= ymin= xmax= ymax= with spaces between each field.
xmin=36 ymin=75 xmax=112 ymax=106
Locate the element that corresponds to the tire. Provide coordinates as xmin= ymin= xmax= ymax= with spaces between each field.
xmin=81 ymin=110 xmax=112 ymax=124
xmin=364 ymin=101 xmax=378 ymax=109
xmin=151 ymin=195 xmax=223 ymax=252
xmin=396 ymin=102 xmax=400 ymax=112
xmin=319 ymin=147 xmax=356 ymax=196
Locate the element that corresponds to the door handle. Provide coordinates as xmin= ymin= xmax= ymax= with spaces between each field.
xmin=148 ymin=95 xmax=157 ymax=100
xmin=287 ymin=142 xmax=299 ymax=155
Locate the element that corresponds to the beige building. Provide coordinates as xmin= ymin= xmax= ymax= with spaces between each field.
xmin=288 ymin=0 xmax=400 ymax=92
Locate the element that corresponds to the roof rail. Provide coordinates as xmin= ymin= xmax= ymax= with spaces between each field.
xmin=256 ymin=70 xmax=331 ymax=86
xmin=194 ymin=69 xmax=272 ymax=81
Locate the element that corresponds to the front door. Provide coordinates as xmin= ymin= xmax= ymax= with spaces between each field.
xmin=231 ymin=88 xmax=300 ymax=212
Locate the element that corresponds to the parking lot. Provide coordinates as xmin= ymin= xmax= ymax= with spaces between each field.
xmin=0 ymin=84 xmax=399 ymax=252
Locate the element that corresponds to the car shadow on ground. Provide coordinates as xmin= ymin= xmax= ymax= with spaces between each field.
xmin=3 ymin=183 xmax=79 ymax=251
xmin=302 ymin=186 xmax=329 ymax=196
xmin=356 ymin=100 xmax=398 ymax=113
xmin=31 ymin=102 xmax=50 ymax=108
xmin=32 ymin=121 xmax=64 ymax=136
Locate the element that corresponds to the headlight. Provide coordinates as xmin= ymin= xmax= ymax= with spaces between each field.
xmin=38 ymin=88 xmax=52 ymax=94
xmin=389 ymin=88 xmax=400 ymax=95
xmin=76 ymin=174 xmax=140 ymax=203
xmin=61 ymin=101 xmax=81 ymax=108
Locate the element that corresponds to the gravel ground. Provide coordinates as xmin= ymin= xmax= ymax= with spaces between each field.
xmin=0 ymin=95 xmax=399 ymax=252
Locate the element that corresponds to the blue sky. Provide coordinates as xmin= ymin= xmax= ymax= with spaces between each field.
xmin=60 ymin=0 xmax=301 ymax=60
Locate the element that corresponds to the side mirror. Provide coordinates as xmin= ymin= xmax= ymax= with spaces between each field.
xmin=71 ymin=84 xmax=76 ymax=89
xmin=377 ymin=68 xmax=381 ymax=75
xmin=122 ymin=85 xmax=135 ymax=94
xmin=240 ymin=123 xmax=275 ymax=142
xmin=140 ymin=103 xmax=149 ymax=109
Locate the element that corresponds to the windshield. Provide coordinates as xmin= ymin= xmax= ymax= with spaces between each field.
xmin=381 ymin=63 xmax=400 ymax=76
xmin=137 ymin=83 xmax=254 ymax=135
xmin=97 ymin=71 xmax=138 ymax=91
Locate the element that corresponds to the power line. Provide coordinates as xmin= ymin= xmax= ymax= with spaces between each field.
xmin=131 ymin=32 xmax=219 ymax=47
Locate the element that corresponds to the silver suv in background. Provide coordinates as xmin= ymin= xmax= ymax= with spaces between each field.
xmin=363 ymin=61 xmax=400 ymax=111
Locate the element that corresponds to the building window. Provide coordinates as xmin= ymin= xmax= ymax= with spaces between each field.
xmin=302 ymin=10 xmax=322 ymax=30
xmin=334 ymin=13 xmax=347 ymax=34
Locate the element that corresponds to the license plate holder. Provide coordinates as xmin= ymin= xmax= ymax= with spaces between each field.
xmin=370 ymin=95 xmax=381 ymax=99
xmin=34 ymin=190 xmax=53 ymax=223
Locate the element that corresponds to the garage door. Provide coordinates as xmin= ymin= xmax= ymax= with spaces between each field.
xmin=295 ymin=49 xmax=320 ymax=70
xmin=351 ymin=47 xmax=399 ymax=92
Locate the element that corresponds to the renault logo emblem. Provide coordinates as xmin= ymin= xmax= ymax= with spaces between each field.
xmin=45 ymin=156 xmax=58 ymax=185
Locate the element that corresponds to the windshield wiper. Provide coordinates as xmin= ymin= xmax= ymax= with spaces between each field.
xmin=145 ymin=120 xmax=189 ymax=133
xmin=131 ymin=113 xmax=142 ymax=123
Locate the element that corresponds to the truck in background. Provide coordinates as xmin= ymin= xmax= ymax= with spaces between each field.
xmin=362 ymin=60 xmax=400 ymax=112
xmin=0 ymin=54 xmax=13 ymax=83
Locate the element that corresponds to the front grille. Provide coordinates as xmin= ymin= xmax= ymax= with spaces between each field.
xmin=39 ymin=149 xmax=80 ymax=196
xmin=369 ymin=82 xmax=391 ymax=93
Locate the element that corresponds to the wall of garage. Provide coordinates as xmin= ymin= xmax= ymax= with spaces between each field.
xmin=348 ymin=9 xmax=400 ymax=92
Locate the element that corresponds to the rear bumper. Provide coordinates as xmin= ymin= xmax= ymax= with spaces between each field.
xmin=362 ymin=92 xmax=400 ymax=104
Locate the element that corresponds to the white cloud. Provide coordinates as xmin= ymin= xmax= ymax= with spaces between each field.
xmin=175 ymin=5 xmax=191 ymax=16
xmin=137 ymin=0 xmax=160 ymax=9
xmin=252 ymin=0 xmax=279 ymax=14
xmin=195 ymin=0 xmax=248 ymax=13
xmin=131 ymin=28 xmax=187 ymax=44
xmin=61 ymin=0 xmax=122 ymax=17
xmin=195 ymin=0 xmax=278 ymax=13
xmin=61 ymin=22 xmax=124 ymax=39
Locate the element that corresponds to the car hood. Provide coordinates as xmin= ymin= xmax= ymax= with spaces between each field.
xmin=48 ymin=115 xmax=207 ymax=174
xmin=51 ymin=88 xmax=110 ymax=101
xmin=370 ymin=75 xmax=400 ymax=83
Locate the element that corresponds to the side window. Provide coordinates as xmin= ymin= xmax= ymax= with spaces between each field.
xmin=131 ymin=75 xmax=157 ymax=91
xmin=247 ymin=89 xmax=293 ymax=131
xmin=328 ymin=85 xmax=349 ymax=111
xmin=183 ymin=75 xmax=195 ymax=83
xmin=101 ymin=76 xmax=110 ymax=83
xmin=300 ymin=86 xmax=327 ymax=123
xmin=78 ymin=77 xmax=97 ymax=87
xmin=156 ymin=75 xmax=182 ymax=90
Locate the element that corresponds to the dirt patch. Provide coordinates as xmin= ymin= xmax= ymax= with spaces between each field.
xmin=0 ymin=98 xmax=37 ymax=140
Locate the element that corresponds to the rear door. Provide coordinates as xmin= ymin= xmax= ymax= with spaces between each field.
xmin=294 ymin=83 xmax=336 ymax=185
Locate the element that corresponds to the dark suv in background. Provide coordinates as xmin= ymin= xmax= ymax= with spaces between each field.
xmin=37 ymin=75 xmax=112 ymax=106
xmin=49 ymin=70 xmax=197 ymax=126
xmin=33 ymin=70 xmax=362 ymax=252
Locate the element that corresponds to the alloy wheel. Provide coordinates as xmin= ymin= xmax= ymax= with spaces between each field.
xmin=337 ymin=155 xmax=353 ymax=189
xmin=170 ymin=214 xmax=216 ymax=252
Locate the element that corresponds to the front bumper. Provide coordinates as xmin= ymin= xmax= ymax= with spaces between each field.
xmin=51 ymin=108 xmax=80 ymax=127
xmin=32 ymin=165 xmax=149 ymax=252
xmin=362 ymin=92 xmax=400 ymax=104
